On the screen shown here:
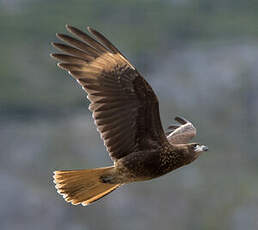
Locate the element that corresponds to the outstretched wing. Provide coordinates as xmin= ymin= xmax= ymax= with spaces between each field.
xmin=166 ymin=116 xmax=196 ymax=144
xmin=51 ymin=25 xmax=167 ymax=161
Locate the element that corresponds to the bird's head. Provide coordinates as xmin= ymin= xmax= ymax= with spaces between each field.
xmin=180 ymin=143 xmax=208 ymax=165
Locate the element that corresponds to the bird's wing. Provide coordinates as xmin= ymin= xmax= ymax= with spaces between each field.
xmin=51 ymin=25 xmax=167 ymax=161
xmin=166 ymin=116 xmax=196 ymax=144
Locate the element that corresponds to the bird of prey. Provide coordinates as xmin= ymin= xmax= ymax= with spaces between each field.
xmin=51 ymin=25 xmax=208 ymax=206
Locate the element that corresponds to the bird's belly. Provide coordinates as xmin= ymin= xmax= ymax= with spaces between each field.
xmin=115 ymin=150 xmax=163 ymax=183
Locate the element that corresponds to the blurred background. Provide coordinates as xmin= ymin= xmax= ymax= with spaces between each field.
xmin=1 ymin=0 xmax=258 ymax=229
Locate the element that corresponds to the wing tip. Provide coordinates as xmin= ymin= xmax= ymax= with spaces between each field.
xmin=65 ymin=24 xmax=72 ymax=31
xmin=50 ymin=53 xmax=61 ymax=60
xmin=50 ymin=53 xmax=62 ymax=62
xmin=57 ymin=62 xmax=64 ymax=69
xmin=56 ymin=33 xmax=65 ymax=40
xmin=51 ymin=42 xmax=60 ymax=49
xmin=87 ymin=26 xmax=97 ymax=35
xmin=66 ymin=24 xmax=79 ymax=35
xmin=174 ymin=116 xmax=188 ymax=124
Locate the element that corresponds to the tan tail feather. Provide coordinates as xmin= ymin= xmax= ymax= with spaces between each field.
xmin=53 ymin=166 xmax=121 ymax=206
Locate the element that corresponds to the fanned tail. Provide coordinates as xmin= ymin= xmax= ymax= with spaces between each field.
xmin=53 ymin=166 xmax=120 ymax=206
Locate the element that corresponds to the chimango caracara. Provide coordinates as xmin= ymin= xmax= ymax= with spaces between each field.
xmin=51 ymin=25 xmax=208 ymax=206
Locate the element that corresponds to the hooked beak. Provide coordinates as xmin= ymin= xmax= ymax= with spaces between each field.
xmin=194 ymin=145 xmax=208 ymax=153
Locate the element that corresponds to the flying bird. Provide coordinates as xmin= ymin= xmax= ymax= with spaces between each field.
xmin=51 ymin=25 xmax=208 ymax=206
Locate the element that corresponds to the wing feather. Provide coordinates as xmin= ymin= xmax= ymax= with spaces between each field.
xmin=52 ymin=43 xmax=93 ymax=62
xmin=56 ymin=33 xmax=99 ymax=58
xmin=51 ymin=53 xmax=88 ymax=64
xmin=166 ymin=116 xmax=196 ymax=144
xmin=51 ymin=25 xmax=167 ymax=160
xmin=66 ymin=25 xmax=107 ymax=54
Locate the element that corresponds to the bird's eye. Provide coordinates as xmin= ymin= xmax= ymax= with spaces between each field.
xmin=193 ymin=144 xmax=198 ymax=148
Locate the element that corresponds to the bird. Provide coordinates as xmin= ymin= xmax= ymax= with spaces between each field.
xmin=51 ymin=25 xmax=208 ymax=206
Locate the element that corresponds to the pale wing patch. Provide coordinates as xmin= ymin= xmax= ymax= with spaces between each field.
xmin=167 ymin=121 xmax=196 ymax=144
xmin=91 ymin=53 xmax=128 ymax=71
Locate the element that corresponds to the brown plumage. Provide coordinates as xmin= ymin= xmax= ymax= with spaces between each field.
xmin=51 ymin=25 xmax=208 ymax=206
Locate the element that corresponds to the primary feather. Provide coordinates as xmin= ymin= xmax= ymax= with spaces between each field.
xmin=51 ymin=25 xmax=167 ymax=161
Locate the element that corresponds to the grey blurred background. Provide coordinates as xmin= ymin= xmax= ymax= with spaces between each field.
xmin=1 ymin=0 xmax=258 ymax=229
